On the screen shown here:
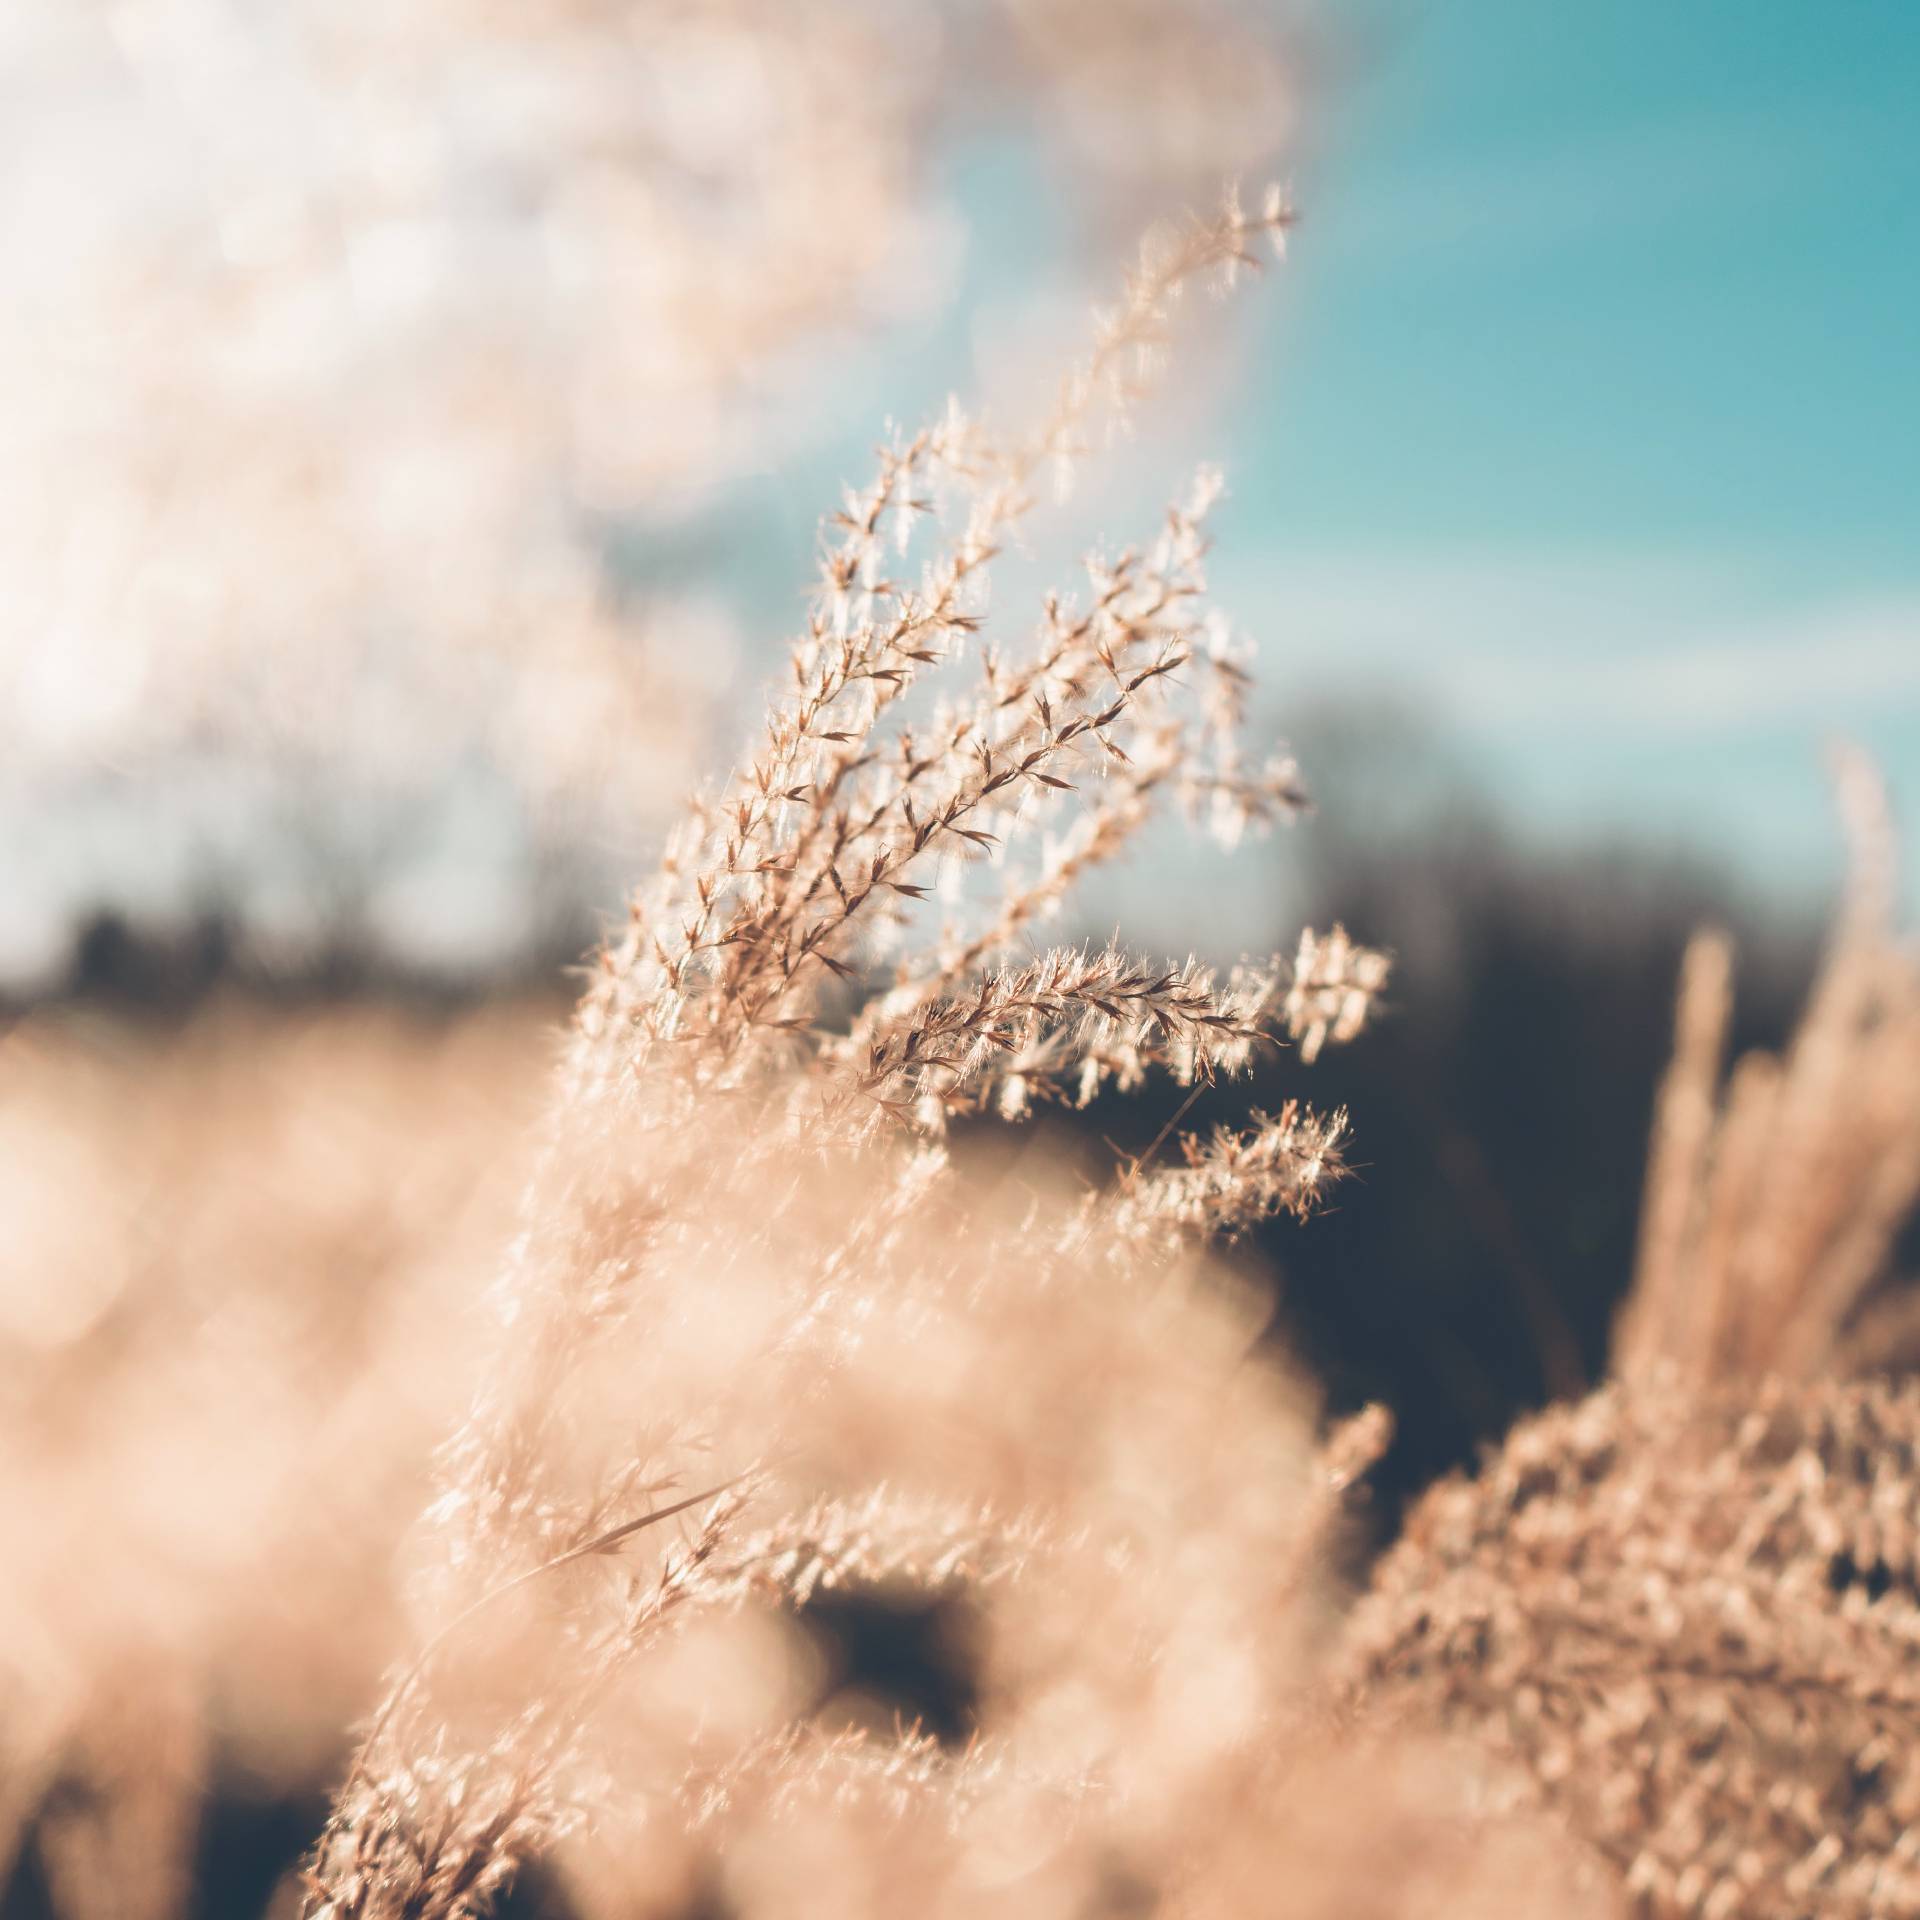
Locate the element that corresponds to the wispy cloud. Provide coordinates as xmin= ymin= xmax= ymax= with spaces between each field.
xmin=1238 ymin=548 xmax=1920 ymax=738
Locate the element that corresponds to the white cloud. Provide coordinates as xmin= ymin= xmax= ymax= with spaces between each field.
xmin=1234 ymin=546 xmax=1920 ymax=738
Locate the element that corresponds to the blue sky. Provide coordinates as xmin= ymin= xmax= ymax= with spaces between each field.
xmin=15 ymin=2 xmax=1911 ymax=988
xmin=728 ymin=0 xmax=1919 ymax=932
xmin=1228 ymin=0 xmax=1920 ymax=911
xmin=1256 ymin=0 xmax=1917 ymax=573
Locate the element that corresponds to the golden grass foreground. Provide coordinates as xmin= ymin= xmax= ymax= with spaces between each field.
xmin=3 ymin=190 xmax=1919 ymax=1920
xmin=295 ymin=186 xmax=1436 ymax=1919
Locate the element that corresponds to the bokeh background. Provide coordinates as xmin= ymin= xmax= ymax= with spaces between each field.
xmin=1 ymin=3 xmax=1916 ymax=1911
xmin=9 ymin=0 xmax=1915 ymax=1002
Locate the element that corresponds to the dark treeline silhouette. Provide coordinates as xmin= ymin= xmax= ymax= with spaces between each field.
xmin=17 ymin=707 xmax=1843 ymax=1515
xmin=36 ymin=903 xmax=587 ymax=1022
xmin=1074 ymin=706 xmax=1827 ymax=1523
xmin=15 ymin=704 xmax=1849 ymax=1520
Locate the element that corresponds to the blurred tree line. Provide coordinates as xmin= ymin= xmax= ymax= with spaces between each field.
xmin=9 ymin=703 xmax=1858 ymax=1514
xmin=1071 ymin=704 xmax=1831 ymax=1520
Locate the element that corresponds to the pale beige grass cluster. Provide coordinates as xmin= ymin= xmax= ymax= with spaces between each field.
xmin=0 ymin=1006 xmax=552 ymax=1915
xmin=8 ymin=85 xmax=1917 ymax=1912
xmin=1343 ymin=1373 xmax=1920 ymax=1918
xmin=1619 ymin=749 xmax=1920 ymax=1388
xmin=1343 ymin=755 xmax=1920 ymax=1919
xmin=285 ymin=192 xmax=1520 ymax=1920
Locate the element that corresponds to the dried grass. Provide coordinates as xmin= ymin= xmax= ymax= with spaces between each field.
xmin=1342 ymin=1375 xmax=1920 ymax=1917
xmin=293 ymin=186 xmax=1442 ymax=1920
xmin=1618 ymin=748 xmax=1920 ymax=1387
xmin=8 ymin=21 xmax=1916 ymax=1913
xmin=1342 ymin=750 xmax=1920 ymax=1919
xmin=0 ymin=1005 xmax=549 ymax=1900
